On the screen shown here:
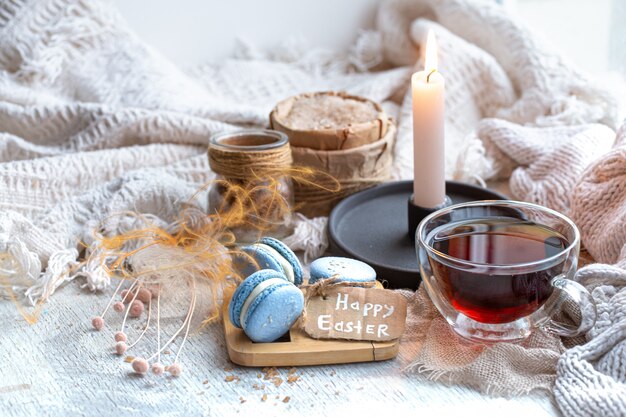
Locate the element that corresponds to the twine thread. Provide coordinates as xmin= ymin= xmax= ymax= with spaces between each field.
xmin=208 ymin=141 xmax=292 ymax=180
xmin=294 ymin=176 xmax=386 ymax=204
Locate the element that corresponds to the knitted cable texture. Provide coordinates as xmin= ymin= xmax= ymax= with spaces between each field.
xmin=0 ymin=0 xmax=624 ymax=413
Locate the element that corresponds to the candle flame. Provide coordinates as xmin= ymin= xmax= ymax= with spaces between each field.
xmin=424 ymin=29 xmax=438 ymax=73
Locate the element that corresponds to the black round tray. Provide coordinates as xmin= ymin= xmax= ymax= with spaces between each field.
xmin=328 ymin=180 xmax=507 ymax=289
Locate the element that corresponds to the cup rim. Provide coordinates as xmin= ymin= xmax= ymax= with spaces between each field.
xmin=416 ymin=199 xmax=581 ymax=271
xmin=210 ymin=129 xmax=288 ymax=151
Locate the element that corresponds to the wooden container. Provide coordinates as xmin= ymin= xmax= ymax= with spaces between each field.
xmin=270 ymin=91 xmax=390 ymax=151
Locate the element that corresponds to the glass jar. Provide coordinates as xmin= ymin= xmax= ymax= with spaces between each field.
xmin=208 ymin=129 xmax=294 ymax=243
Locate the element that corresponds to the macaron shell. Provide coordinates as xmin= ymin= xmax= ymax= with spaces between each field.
xmin=228 ymin=269 xmax=287 ymax=328
xmin=243 ymin=283 xmax=304 ymax=343
xmin=254 ymin=243 xmax=295 ymax=284
xmin=259 ymin=237 xmax=304 ymax=286
xmin=309 ymin=256 xmax=377 ymax=284
xmin=238 ymin=277 xmax=287 ymax=327
xmin=237 ymin=245 xmax=284 ymax=279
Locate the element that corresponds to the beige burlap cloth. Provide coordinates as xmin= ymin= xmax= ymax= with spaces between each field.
xmin=397 ymin=288 xmax=565 ymax=396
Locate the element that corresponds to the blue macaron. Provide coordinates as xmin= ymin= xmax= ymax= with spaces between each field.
xmin=228 ymin=269 xmax=304 ymax=343
xmin=259 ymin=237 xmax=303 ymax=285
xmin=237 ymin=237 xmax=303 ymax=286
xmin=309 ymin=257 xmax=377 ymax=285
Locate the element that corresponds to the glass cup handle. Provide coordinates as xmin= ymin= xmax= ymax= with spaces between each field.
xmin=541 ymin=276 xmax=597 ymax=338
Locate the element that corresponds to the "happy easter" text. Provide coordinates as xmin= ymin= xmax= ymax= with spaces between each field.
xmin=316 ymin=292 xmax=396 ymax=338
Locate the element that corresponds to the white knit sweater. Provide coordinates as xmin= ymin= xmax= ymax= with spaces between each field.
xmin=0 ymin=0 xmax=624 ymax=415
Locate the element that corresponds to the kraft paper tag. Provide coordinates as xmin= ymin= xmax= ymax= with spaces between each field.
xmin=302 ymin=287 xmax=407 ymax=342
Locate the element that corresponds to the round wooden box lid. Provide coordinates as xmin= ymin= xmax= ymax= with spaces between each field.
xmin=269 ymin=91 xmax=389 ymax=151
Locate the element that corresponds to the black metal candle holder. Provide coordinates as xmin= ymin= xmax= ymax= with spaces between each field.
xmin=328 ymin=180 xmax=507 ymax=289
xmin=407 ymin=195 xmax=452 ymax=242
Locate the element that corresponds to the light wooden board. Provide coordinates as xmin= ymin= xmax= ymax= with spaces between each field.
xmin=224 ymin=279 xmax=400 ymax=367
xmin=0 ymin=280 xmax=560 ymax=417
xmin=224 ymin=315 xmax=399 ymax=367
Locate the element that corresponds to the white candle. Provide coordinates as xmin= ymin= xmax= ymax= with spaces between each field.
xmin=412 ymin=30 xmax=445 ymax=208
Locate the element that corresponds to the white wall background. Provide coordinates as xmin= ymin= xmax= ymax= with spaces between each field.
xmin=113 ymin=0 xmax=380 ymax=65
xmin=511 ymin=0 xmax=613 ymax=74
xmin=113 ymin=0 xmax=623 ymax=76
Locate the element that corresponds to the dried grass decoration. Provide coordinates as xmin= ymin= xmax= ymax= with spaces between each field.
xmin=79 ymin=130 xmax=339 ymax=377
xmin=0 ymin=133 xmax=339 ymax=378
xmin=88 ymin=210 xmax=239 ymax=377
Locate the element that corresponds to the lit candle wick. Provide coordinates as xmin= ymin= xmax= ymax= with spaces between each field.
xmin=426 ymin=69 xmax=437 ymax=83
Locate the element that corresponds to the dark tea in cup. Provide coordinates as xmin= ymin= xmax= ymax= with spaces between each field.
xmin=428 ymin=218 xmax=568 ymax=324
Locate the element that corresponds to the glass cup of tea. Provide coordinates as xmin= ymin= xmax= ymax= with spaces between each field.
xmin=416 ymin=200 xmax=597 ymax=343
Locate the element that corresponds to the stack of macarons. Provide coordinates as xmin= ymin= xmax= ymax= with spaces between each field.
xmin=228 ymin=269 xmax=304 ymax=343
xmin=229 ymin=239 xmax=380 ymax=343
xmin=229 ymin=237 xmax=304 ymax=343
xmin=238 ymin=237 xmax=303 ymax=286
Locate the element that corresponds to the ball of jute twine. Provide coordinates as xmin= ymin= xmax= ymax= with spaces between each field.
xmin=208 ymin=141 xmax=293 ymax=180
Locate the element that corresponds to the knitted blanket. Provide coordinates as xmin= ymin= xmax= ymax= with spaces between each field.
xmin=0 ymin=0 xmax=624 ymax=415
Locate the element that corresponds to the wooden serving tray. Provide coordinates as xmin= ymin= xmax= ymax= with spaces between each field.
xmin=223 ymin=313 xmax=399 ymax=367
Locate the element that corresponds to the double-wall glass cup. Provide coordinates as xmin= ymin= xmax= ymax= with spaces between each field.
xmin=416 ymin=200 xmax=597 ymax=343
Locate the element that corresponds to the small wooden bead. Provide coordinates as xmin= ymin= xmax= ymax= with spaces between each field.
xmin=113 ymin=302 xmax=125 ymax=313
xmin=136 ymin=288 xmax=152 ymax=304
xmin=92 ymin=316 xmax=104 ymax=331
xmin=114 ymin=331 xmax=127 ymax=342
xmin=115 ymin=341 xmax=127 ymax=356
xmin=120 ymin=289 xmax=133 ymax=304
xmin=148 ymin=285 xmax=160 ymax=299
xmin=151 ymin=363 xmax=165 ymax=375
xmin=129 ymin=300 xmax=144 ymax=318
xmin=167 ymin=363 xmax=182 ymax=377
xmin=132 ymin=358 xmax=149 ymax=374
